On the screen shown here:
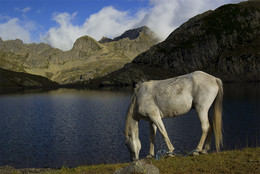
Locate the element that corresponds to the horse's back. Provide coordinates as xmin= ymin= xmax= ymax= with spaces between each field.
xmin=136 ymin=72 xmax=194 ymax=118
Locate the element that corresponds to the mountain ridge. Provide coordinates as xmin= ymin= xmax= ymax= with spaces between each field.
xmin=0 ymin=26 xmax=160 ymax=84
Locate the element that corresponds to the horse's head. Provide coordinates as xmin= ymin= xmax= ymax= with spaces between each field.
xmin=125 ymin=136 xmax=141 ymax=161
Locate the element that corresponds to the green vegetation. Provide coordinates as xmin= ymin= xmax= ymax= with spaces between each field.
xmin=153 ymin=147 xmax=260 ymax=174
xmin=1 ymin=148 xmax=259 ymax=174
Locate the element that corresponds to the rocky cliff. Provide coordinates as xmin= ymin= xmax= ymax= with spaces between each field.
xmin=89 ymin=1 xmax=260 ymax=86
xmin=0 ymin=26 xmax=159 ymax=84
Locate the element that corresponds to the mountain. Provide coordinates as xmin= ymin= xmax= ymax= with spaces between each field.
xmin=88 ymin=1 xmax=260 ymax=86
xmin=100 ymin=26 xmax=156 ymax=42
xmin=0 ymin=26 xmax=159 ymax=84
xmin=0 ymin=67 xmax=59 ymax=88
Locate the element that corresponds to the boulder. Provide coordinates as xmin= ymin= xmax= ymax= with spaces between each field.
xmin=114 ymin=159 xmax=159 ymax=174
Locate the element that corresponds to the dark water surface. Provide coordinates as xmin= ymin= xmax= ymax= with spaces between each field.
xmin=0 ymin=83 xmax=259 ymax=168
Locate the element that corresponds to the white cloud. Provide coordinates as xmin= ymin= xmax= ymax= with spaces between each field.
xmin=40 ymin=12 xmax=82 ymax=51
xmin=42 ymin=0 xmax=244 ymax=51
xmin=0 ymin=18 xmax=31 ymax=43
xmin=82 ymin=6 xmax=139 ymax=39
xmin=41 ymin=6 xmax=143 ymax=51
xmin=137 ymin=0 xmax=181 ymax=40
xmin=15 ymin=7 xmax=31 ymax=13
xmin=22 ymin=7 xmax=31 ymax=13
xmin=0 ymin=6 xmax=38 ymax=42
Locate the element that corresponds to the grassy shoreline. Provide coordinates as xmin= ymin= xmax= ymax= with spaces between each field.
xmin=1 ymin=147 xmax=259 ymax=174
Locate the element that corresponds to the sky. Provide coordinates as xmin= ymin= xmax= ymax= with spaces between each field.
xmin=0 ymin=0 xmax=244 ymax=51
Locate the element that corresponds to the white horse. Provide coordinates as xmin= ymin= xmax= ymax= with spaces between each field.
xmin=125 ymin=71 xmax=223 ymax=160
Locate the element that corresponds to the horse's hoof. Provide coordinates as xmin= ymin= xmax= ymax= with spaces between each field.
xmin=201 ymin=150 xmax=208 ymax=155
xmin=167 ymin=153 xmax=175 ymax=158
xmin=146 ymin=155 xmax=154 ymax=159
xmin=192 ymin=151 xmax=200 ymax=156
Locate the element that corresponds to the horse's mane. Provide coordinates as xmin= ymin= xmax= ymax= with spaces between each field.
xmin=125 ymin=80 xmax=146 ymax=137
xmin=134 ymin=81 xmax=144 ymax=92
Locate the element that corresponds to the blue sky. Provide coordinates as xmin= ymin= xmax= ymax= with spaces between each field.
xmin=0 ymin=0 xmax=243 ymax=51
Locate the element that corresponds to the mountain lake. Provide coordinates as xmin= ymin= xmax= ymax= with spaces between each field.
xmin=0 ymin=83 xmax=259 ymax=169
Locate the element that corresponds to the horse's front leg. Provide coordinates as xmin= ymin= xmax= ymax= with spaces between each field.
xmin=150 ymin=115 xmax=175 ymax=153
xmin=146 ymin=122 xmax=157 ymax=158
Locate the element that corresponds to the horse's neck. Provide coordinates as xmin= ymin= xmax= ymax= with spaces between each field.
xmin=125 ymin=115 xmax=139 ymax=140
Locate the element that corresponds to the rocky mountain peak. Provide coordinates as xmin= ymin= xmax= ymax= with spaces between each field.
xmin=100 ymin=26 xmax=158 ymax=43
xmin=72 ymin=35 xmax=102 ymax=52
xmin=0 ymin=38 xmax=25 ymax=52
xmin=113 ymin=26 xmax=149 ymax=41
xmin=4 ymin=39 xmax=24 ymax=46
xmin=99 ymin=37 xmax=113 ymax=43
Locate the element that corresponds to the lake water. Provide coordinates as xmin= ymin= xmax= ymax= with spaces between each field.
xmin=0 ymin=83 xmax=259 ymax=169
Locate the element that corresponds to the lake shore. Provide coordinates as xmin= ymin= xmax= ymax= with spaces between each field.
xmin=1 ymin=147 xmax=259 ymax=174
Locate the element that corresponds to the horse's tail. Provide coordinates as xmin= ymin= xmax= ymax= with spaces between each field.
xmin=213 ymin=78 xmax=223 ymax=152
xmin=125 ymin=84 xmax=141 ymax=137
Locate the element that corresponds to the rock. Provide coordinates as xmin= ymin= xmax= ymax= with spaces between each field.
xmin=112 ymin=26 xmax=158 ymax=41
xmin=114 ymin=159 xmax=159 ymax=174
xmin=99 ymin=37 xmax=113 ymax=43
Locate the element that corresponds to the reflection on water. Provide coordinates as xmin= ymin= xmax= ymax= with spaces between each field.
xmin=0 ymin=83 xmax=259 ymax=168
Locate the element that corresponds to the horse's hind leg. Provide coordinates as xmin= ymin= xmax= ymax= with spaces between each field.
xmin=195 ymin=108 xmax=210 ymax=154
xmin=202 ymin=120 xmax=213 ymax=154
xmin=147 ymin=122 xmax=157 ymax=158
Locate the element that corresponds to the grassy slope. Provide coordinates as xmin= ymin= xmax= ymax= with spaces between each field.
xmin=0 ymin=68 xmax=59 ymax=88
xmin=2 ymin=148 xmax=259 ymax=174
xmin=154 ymin=147 xmax=260 ymax=174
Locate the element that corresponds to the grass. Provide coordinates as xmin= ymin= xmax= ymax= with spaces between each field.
xmin=41 ymin=163 xmax=129 ymax=174
xmin=153 ymin=148 xmax=260 ymax=174
xmin=1 ymin=148 xmax=259 ymax=174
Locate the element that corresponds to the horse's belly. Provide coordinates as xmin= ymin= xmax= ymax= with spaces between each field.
xmin=158 ymin=97 xmax=193 ymax=118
